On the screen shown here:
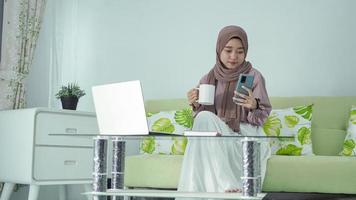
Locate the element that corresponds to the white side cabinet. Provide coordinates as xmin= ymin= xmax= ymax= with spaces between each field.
xmin=0 ymin=108 xmax=99 ymax=200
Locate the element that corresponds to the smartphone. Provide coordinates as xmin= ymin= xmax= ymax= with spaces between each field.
xmin=236 ymin=74 xmax=254 ymax=95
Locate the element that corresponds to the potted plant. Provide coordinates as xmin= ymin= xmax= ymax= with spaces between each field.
xmin=55 ymin=83 xmax=86 ymax=110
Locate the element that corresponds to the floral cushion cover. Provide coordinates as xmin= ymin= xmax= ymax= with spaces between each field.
xmin=140 ymin=108 xmax=193 ymax=155
xmin=141 ymin=104 xmax=314 ymax=156
xmin=341 ymin=106 xmax=356 ymax=156
xmin=260 ymin=104 xmax=314 ymax=156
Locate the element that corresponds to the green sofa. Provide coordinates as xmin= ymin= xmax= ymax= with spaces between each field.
xmin=124 ymin=96 xmax=356 ymax=194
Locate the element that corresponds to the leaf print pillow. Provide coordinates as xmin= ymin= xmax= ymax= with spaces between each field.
xmin=340 ymin=106 xmax=356 ymax=156
xmin=260 ymin=104 xmax=314 ymax=156
xmin=140 ymin=108 xmax=193 ymax=155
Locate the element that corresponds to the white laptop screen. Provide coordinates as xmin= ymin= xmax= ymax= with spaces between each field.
xmin=92 ymin=80 xmax=149 ymax=135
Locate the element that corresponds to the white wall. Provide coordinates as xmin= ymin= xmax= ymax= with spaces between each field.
xmin=27 ymin=0 xmax=356 ymax=111
xmin=22 ymin=1 xmax=356 ymax=199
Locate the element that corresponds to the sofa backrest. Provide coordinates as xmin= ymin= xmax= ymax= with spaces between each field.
xmin=271 ymin=96 xmax=356 ymax=155
xmin=145 ymin=96 xmax=356 ymax=155
xmin=270 ymin=96 xmax=356 ymax=130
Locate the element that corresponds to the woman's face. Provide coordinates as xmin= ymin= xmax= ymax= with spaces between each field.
xmin=219 ymin=38 xmax=245 ymax=69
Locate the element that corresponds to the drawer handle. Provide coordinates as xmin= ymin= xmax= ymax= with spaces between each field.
xmin=64 ymin=160 xmax=77 ymax=165
xmin=65 ymin=128 xmax=77 ymax=134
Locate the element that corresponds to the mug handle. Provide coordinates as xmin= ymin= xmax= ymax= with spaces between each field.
xmin=194 ymin=87 xmax=200 ymax=103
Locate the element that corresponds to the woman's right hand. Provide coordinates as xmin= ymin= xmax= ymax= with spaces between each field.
xmin=187 ymin=88 xmax=199 ymax=107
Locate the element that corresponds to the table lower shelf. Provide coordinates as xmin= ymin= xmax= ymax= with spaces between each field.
xmin=84 ymin=189 xmax=266 ymax=199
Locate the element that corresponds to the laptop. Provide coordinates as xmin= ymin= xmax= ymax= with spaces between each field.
xmin=92 ymin=80 xmax=179 ymax=136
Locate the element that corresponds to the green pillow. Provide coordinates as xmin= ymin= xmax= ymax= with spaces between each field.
xmin=261 ymin=104 xmax=314 ymax=156
xmin=341 ymin=105 xmax=356 ymax=156
xmin=140 ymin=108 xmax=193 ymax=155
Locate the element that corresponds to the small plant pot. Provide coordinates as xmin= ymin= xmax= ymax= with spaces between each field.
xmin=60 ymin=96 xmax=78 ymax=110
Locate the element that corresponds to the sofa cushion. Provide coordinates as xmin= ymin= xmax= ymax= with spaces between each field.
xmin=263 ymin=155 xmax=356 ymax=194
xmin=311 ymin=128 xmax=346 ymax=156
xmin=261 ymin=104 xmax=313 ymax=155
xmin=341 ymin=106 xmax=356 ymax=156
xmin=125 ymin=155 xmax=356 ymax=194
xmin=140 ymin=108 xmax=193 ymax=155
xmin=125 ymin=155 xmax=183 ymax=189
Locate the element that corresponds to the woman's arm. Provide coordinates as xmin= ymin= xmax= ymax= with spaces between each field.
xmin=246 ymin=73 xmax=272 ymax=126
xmin=189 ymin=74 xmax=215 ymax=116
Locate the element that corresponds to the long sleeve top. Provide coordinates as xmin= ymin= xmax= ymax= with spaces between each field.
xmin=192 ymin=67 xmax=272 ymax=127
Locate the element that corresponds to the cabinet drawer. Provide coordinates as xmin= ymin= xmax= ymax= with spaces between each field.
xmin=35 ymin=112 xmax=99 ymax=146
xmin=33 ymin=146 xmax=94 ymax=181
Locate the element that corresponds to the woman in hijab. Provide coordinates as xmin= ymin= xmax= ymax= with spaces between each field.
xmin=177 ymin=25 xmax=272 ymax=194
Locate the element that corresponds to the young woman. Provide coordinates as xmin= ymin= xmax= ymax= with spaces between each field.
xmin=177 ymin=25 xmax=272 ymax=195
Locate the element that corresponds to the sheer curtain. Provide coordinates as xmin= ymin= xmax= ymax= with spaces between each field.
xmin=0 ymin=0 xmax=47 ymax=110
xmin=48 ymin=0 xmax=79 ymax=108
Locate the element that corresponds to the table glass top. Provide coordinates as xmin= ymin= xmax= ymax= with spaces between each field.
xmin=49 ymin=132 xmax=294 ymax=141
xmin=84 ymin=189 xmax=266 ymax=200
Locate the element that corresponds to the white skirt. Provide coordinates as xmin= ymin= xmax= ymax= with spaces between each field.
xmin=177 ymin=111 xmax=271 ymax=197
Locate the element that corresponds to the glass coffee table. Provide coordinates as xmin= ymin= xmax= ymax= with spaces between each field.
xmin=85 ymin=135 xmax=293 ymax=200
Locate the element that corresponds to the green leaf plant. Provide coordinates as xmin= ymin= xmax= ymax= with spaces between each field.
xmin=55 ymin=83 xmax=86 ymax=99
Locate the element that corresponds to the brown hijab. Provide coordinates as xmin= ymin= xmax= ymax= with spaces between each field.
xmin=205 ymin=25 xmax=252 ymax=132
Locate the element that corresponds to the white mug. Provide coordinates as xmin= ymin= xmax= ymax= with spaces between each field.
xmin=196 ymin=84 xmax=215 ymax=105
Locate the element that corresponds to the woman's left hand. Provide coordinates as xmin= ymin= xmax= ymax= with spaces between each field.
xmin=233 ymin=86 xmax=257 ymax=110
